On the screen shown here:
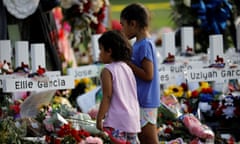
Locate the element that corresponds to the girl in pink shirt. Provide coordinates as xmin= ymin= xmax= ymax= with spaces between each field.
xmin=96 ymin=30 xmax=140 ymax=144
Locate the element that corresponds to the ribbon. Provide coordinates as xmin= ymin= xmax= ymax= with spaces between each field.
xmin=191 ymin=0 xmax=232 ymax=34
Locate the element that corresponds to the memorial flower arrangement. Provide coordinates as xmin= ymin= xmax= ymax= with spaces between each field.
xmin=162 ymin=82 xmax=222 ymax=114
xmin=61 ymin=0 xmax=108 ymax=34
xmin=61 ymin=0 xmax=109 ymax=65
xmin=157 ymin=101 xmax=195 ymax=142
xmin=197 ymin=85 xmax=240 ymax=141
xmin=158 ymin=82 xmax=222 ymax=142
xmin=0 ymin=117 xmax=30 ymax=144
xmin=170 ymin=0 xmax=237 ymax=52
xmin=69 ymin=77 xmax=97 ymax=107
xmin=199 ymin=83 xmax=240 ymax=120
xmin=0 ymin=88 xmax=110 ymax=143
xmin=74 ymin=78 xmax=97 ymax=93
xmin=0 ymin=65 xmax=104 ymax=143
xmin=163 ymin=82 xmax=199 ymax=113
xmin=35 ymin=99 xmax=110 ymax=144
xmin=199 ymin=93 xmax=240 ymax=121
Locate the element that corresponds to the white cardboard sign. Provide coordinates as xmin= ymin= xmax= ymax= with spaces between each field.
xmin=67 ymin=64 xmax=103 ymax=79
xmin=185 ymin=68 xmax=240 ymax=82
xmin=3 ymin=75 xmax=74 ymax=92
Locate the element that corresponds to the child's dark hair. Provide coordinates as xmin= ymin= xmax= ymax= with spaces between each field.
xmin=120 ymin=3 xmax=150 ymax=28
xmin=98 ymin=30 xmax=132 ymax=61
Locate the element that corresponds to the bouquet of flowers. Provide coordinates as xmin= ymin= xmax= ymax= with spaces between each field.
xmin=61 ymin=0 xmax=109 ymax=63
xmin=158 ymin=82 xmax=216 ymax=142
xmin=199 ymin=93 xmax=240 ymax=121
xmin=163 ymin=83 xmax=200 ymax=114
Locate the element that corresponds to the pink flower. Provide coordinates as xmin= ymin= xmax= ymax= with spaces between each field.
xmin=182 ymin=114 xmax=214 ymax=139
xmin=85 ymin=136 xmax=103 ymax=144
xmin=87 ymin=107 xmax=99 ymax=119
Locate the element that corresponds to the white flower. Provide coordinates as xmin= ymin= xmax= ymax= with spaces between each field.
xmin=199 ymin=102 xmax=211 ymax=112
xmin=224 ymin=96 xmax=234 ymax=106
xmin=90 ymin=0 xmax=104 ymax=13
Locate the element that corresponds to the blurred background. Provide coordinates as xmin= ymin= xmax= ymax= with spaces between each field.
xmin=110 ymin=0 xmax=173 ymax=32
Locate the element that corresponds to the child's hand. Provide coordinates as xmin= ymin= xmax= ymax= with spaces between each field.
xmin=96 ymin=119 xmax=103 ymax=131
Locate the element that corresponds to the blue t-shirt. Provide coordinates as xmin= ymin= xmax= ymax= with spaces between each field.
xmin=132 ymin=38 xmax=160 ymax=108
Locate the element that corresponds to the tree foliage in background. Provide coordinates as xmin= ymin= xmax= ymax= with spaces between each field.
xmin=170 ymin=0 xmax=240 ymax=53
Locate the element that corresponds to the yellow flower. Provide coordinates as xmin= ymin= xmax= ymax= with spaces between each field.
xmin=53 ymin=96 xmax=72 ymax=107
xmin=74 ymin=79 xmax=81 ymax=86
xmin=53 ymin=96 xmax=62 ymax=104
xmin=199 ymin=81 xmax=209 ymax=88
xmin=186 ymin=90 xmax=192 ymax=98
xmin=81 ymin=78 xmax=91 ymax=84
xmin=38 ymin=104 xmax=46 ymax=111
xmin=198 ymin=81 xmax=210 ymax=91
xmin=85 ymin=85 xmax=97 ymax=93
xmin=163 ymin=88 xmax=172 ymax=96
xmin=164 ymin=85 xmax=184 ymax=97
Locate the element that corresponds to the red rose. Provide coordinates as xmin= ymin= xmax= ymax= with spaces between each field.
xmin=9 ymin=105 xmax=20 ymax=114
xmin=164 ymin=127 xmax=173 ymax=133
xmin=191 ymin=90 xmax=199 ymax=98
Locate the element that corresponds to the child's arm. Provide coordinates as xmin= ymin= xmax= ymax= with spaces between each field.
xmin=127 ymin=58 xmax=153 ymax=81
xmin=96 ymin=68 xmax=112 ymax=130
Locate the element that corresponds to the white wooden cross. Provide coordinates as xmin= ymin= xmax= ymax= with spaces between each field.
xmin=237 ymin=23 xmax=240 ymax=52
xmin=162 ymin=32 xmax=175 ymax=58
xmin=15 ymin=41 xmax=29 ymax=67
xmin=91 ymin=34 xmax=101 ymax=62
xmin=30 ymin=43 xmax=46 ymax=72
xmin=208 ymin=34 xmax=228 ymax=92
xmin=1 ymin=41 xmax=75 ymax=92
xmin=209 ymin=35 xmax=224 ymax=64
xmin=159 ymin=28 xmax=202 ymax=90
xmin=0 ymin=40 xmax=12 ymax=63
xmin=181 ymin=27 xmax=194 ymax=53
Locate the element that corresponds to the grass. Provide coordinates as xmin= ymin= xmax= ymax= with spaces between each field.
xmin=109 ymin=1 xmax=174 ymax=32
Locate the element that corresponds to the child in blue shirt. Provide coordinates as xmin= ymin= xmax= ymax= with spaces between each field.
xmin=120 ymin=3 xmax=161 ymax=144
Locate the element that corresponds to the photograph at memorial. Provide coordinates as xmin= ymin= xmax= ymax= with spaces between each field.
xmin=0 ymin=0 xmax=240 ymax=143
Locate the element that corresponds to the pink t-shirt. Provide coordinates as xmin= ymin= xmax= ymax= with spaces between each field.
xmin=103 ymin=62 xmax=140 ymax=133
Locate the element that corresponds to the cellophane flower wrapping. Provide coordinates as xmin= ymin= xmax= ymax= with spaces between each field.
xmin=158 ymin=95 xmax=193 ymax=141
xmin=159 ymin=94 xmax=215 ymax=141
xmin=159 ymin=95 xmax=183 ymax=121
xmin=181 ymin=114 xmax=215 ymax=140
